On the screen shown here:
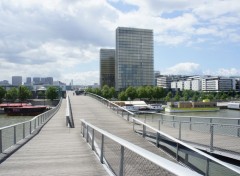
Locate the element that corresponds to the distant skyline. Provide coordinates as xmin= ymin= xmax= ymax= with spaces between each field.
xmin=0 ymin=0 xmax=240 ymax=85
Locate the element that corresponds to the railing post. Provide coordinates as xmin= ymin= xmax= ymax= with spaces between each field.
xmin=127 ymin=113 xmax=129 ymax=121
xmin=176 ymin=143 xmax=179 ymax=161
xmin=210 ymin=124 xmax=214 ymax=152
xmin=119 ymin=145 xmax=124 ymax=176
xmin=158 ymin=120 xmax=160 ymax=131
xmin=23 ymin=123 xmax=25 ymax=139
xmin=0 ymin=130 xmax=2 ymax=153
xmin=30 ymin=121 xmax=32 ymax=134
xmin=92 ymin=129 xmax=94 ymax=150
xmin=206 ymin=159 xmax=210 ymax=176
xmin=14 ymin=126 xmax=17 ymax=145
xmin=86 ymin=125 xmax=89 ymax=143
xmin=142 ymin=125 xmax=146 ymax=138
xmin=238 ymin=120 xmax=240 ymax=137
xmin=133 ymin=119 xmax=135 ymax=132
xmin=179 ymin=121 xmax=182 ymax=140
xmin=100 ymin=134 xmax=104 ymax=164
xmin=189 ymin=117 xmax=192 ymax=130
xmin=156 ymin=132 xmax=159 ymax=147
xmin=173 ymin=116 xmax=175 ymax=128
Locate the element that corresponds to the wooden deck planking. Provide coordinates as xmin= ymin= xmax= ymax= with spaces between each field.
xmin=0 ymin=99 xmax=109 ymax=176
xmin=70 ymin=94 xmax=177 ymax=162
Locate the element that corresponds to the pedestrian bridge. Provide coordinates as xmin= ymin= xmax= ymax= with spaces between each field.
xmin=0 ymin=92 xmax=239 ymax=176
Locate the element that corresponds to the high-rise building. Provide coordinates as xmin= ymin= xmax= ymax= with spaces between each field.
xmin=33 ymin=77 xmax=41 ymax=85
xmin=45 ymin=77 xmax=53 ymax=85
xmin=26 ymin=77 xmax=31 ymax=84
xmin=12 ymin=76 xmax=22 ymax=86
xmin=100 ymin=49 xmax=115 ymax=88
xmin=115 ymin=27 xmax=154 ymax=90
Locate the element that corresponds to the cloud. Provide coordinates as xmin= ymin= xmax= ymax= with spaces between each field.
xmin=162 ymin=62 xmax=201 ymax=75
xmin=204 ymin=68 xmax=240 ymax=77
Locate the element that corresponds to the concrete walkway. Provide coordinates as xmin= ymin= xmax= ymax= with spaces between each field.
xmin=0 ymin=99 xmax=108 ymax=176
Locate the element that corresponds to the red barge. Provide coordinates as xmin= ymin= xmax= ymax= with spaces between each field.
xmin=0 ymin=103 xmax=48 ymax=116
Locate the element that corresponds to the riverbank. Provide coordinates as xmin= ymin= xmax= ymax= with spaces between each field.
xmin=165 ymin=107 xmax=220 ymax=113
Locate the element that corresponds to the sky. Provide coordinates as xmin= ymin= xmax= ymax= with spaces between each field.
xmin=0 ymin=0 xmax=240 ymax=85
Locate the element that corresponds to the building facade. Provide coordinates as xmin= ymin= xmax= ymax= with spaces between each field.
xmin=12 ymin=76 xmax=22 ymax=86
xmin=100 ymin=49 xmax=115 ymax=88
xmin=115 ymin=27 xmax=154 ymax=91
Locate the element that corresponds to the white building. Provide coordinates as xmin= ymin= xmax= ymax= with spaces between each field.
xmin=202 ymin=77 xmax=235 ymax=92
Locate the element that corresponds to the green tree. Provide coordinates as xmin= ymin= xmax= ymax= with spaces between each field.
xmin=101 ymin=85 xmax=110 ymax=99
xmin=6 ymin=87 xmax=18 ymax=102
xmin=18 ymin=86 xmax=32 ymax=102
xmin=136 ymin=86 xmax=147 ymax=99
xmin=118 ymin=91 xmax=127 ymax=101
xmin=46 ymin=86 xmax=58 ymax=101
xmin=125 ymin=86 xmax=137 ymax=100
xmin=165 ymin=92 xmax=172 ymax=102
xmin=0 ymin=86 xmax=6 ymax=103
xmin=145 ymin=86 xmax=154 ymax=100
xmin=174 ymin=92 xmax=181 ymax=101
xmin=109 ymin=87 xmax=116 ymax=99
xmin=152 ymin=87 xmax=165 ymax=100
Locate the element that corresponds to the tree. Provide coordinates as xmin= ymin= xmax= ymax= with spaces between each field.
xmin=101 ymin=85 xmax=110 ymax=99
xmin=136 ymin=86 xmax=147 ymax=99
xmin=118 ymin=91 xmax=127 ymax=101
xmin=145 ymin=86 xmax=154 ymax=100
xmin=125 ymin=86 xmax=137 ymax=100
xmin=0 ymin=86 xmax=6 ymax=103
xmin=6 ymin=87 xmax=18 ymax=102
xmin=153 ymin=87 xmax=165 ymax=100
xmin=109 ymin=87 xmax=116 ymax=99
xmin=165 ymin=92 xmax=172 ymax=102
xmin=18 ymin=86 xmax=32 ymax=102
xmin=174 ymin=92 xmax=181 ymax=101
xmin=46 ymin=86 xmax=58 ymax=101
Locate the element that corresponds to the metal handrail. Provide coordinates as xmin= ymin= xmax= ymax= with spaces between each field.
xmin=81 ymin=119 xmax=201 ymax=176
xmin=66 ymin=95 xmax=74 ymax=128
xmin=133 ymin=118 xmax=240 ymax=175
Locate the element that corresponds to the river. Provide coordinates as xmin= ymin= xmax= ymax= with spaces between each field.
xmin=0 ymin=114 xmax=33 ymax=128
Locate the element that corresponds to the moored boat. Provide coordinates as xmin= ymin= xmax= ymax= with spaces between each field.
xmin=4 ymin=105 xmax=48 ymax=116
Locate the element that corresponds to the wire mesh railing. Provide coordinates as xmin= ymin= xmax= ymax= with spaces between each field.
xmin=0 ymin=98 xmax=62 ymax=156
xmin=81 ymin=119 xmax=201 ymax=176
xmin=133 ymin=118 xmax=240 ymax=176
xmin=137 ymin=113 xmax=240 ymax=159
xmin=86 ymin=93 xmax=240 ymax=175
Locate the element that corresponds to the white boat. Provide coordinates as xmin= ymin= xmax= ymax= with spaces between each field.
xmin=227 ymin=102 xmax=240 ymax=110
xmin=147 ymin=104 xmax=163 ymax=112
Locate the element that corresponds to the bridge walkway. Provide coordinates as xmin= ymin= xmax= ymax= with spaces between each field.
xmin=0 ymin=99 xmax=109 ymax=176
xmin=70 ymin=94 xmax=177 ymax=163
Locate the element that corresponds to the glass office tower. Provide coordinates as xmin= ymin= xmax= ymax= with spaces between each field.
xmin=115 ymin=27 xmax=154 ymax=91
xmin=100 ymin=49 xmax=115 ymax=88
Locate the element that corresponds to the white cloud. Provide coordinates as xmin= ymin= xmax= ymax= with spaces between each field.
xmin=162 ymin=62 xmax=201 ymax=75
xmin=204 ymin=68 xmax=240 ymax=76
xmin=0 ymin=0 xmax=240 ymax=85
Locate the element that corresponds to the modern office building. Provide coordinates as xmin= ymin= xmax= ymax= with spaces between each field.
xmin=12 ymin=76 xmax=22 ymax=86
xmin=44 ymin=77 xmax=53 ymax=85
xmin=100 ymin=49 xmax=115 ymax=88
xmin=26 ymin=77 xmax=31 ymax=84
xmin=202 ymin=77 xmax=235 ymax=92
xmin=115 ymin=27 xmax=154 ymax=91
xmin=33 ymin=77 xmax=41 ymax=85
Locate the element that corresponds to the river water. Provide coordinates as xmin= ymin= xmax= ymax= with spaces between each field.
xmin=165 ymin=109 xmax=240 ymax=118
xmin=0 ymin=114 xmax=33 ymax=128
